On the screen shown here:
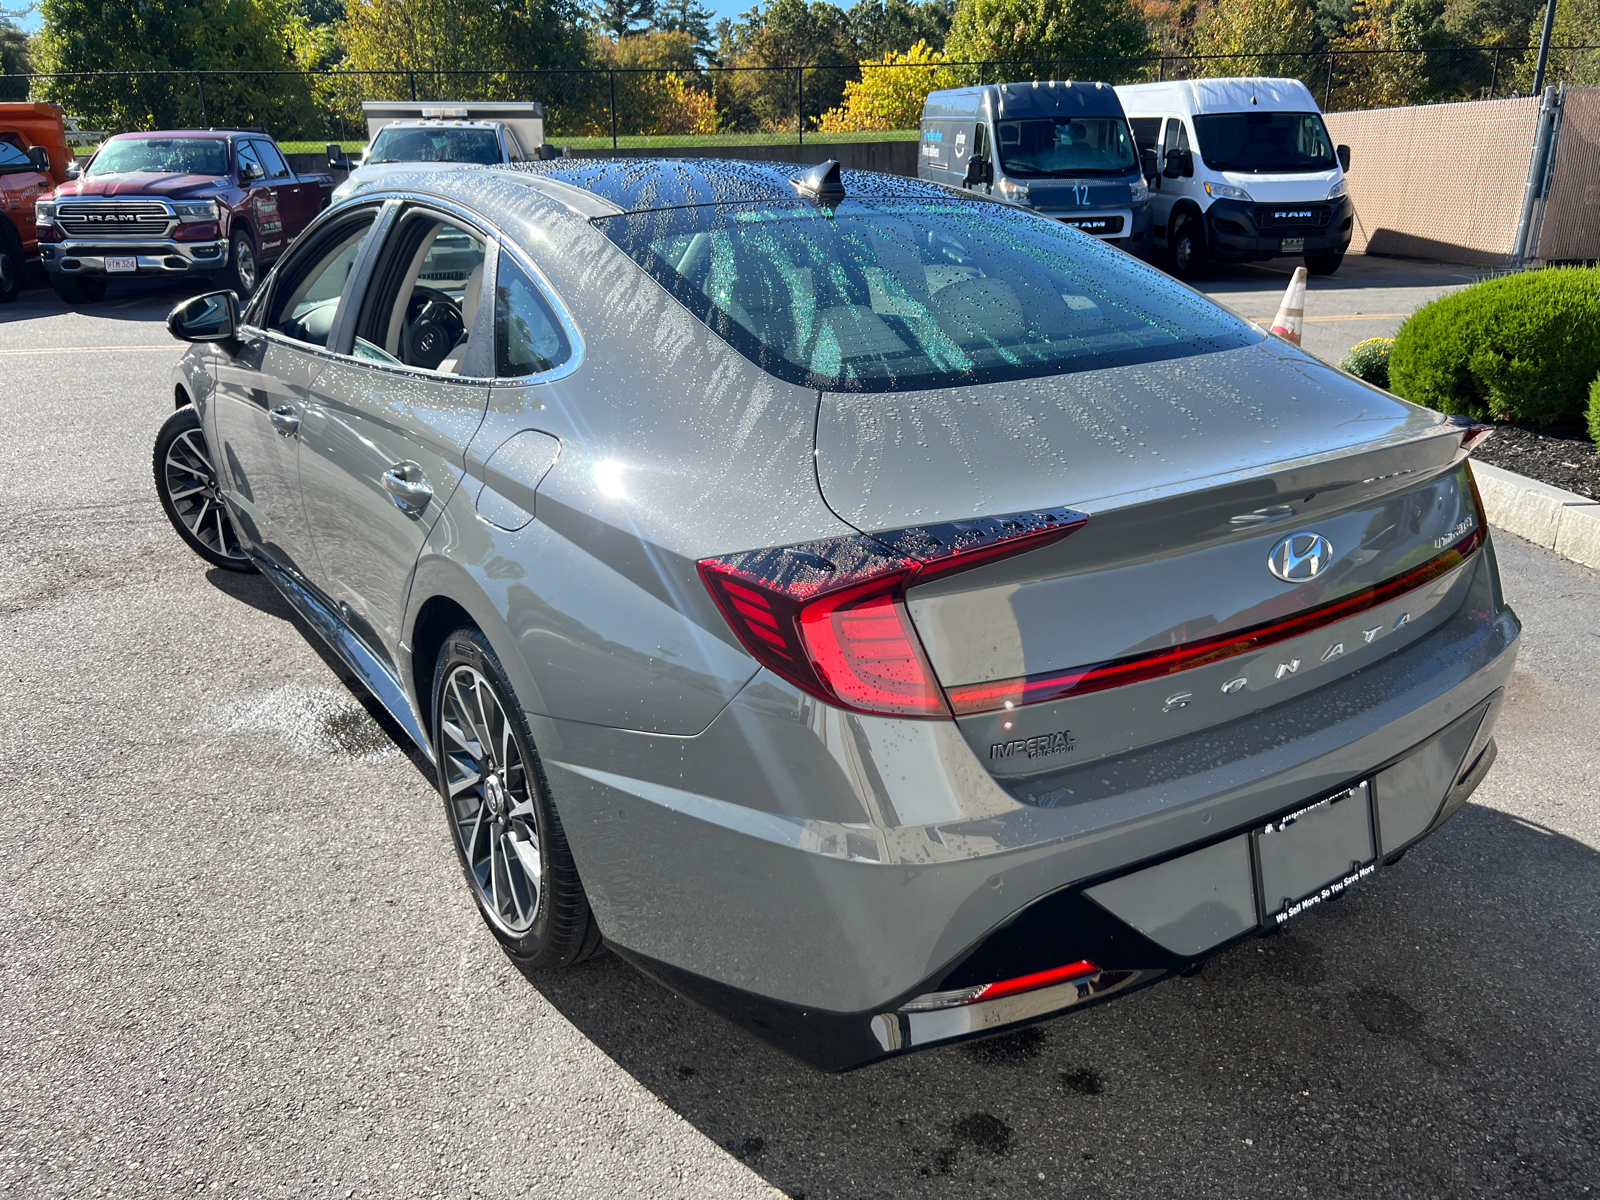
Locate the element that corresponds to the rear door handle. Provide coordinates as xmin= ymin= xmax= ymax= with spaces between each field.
xmin=268 ymin=405 xmax=300 ymax=437
xmin=382 ymin=461 xmax=433 ymax=511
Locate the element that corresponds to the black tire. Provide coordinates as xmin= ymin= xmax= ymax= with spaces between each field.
xmin=1169 ymin=215 xmax=1207 ymax=279
xmin=51 ymin=273 xmax=106 ymax=305
xmin=1306 ymin=250 xmax=1345 ymax=276
xmin=218 ymin=227 xmax=259 ymax=299
xmin=0 ymin=218 xmax=21 ymax=304
xmin=153 ymin=406 xmax=256 ymax=572
xmin=432 ymin=628 xmax=601 ymax=969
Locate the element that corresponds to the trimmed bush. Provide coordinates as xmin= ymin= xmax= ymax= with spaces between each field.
xmin=1340 ymin=337 xmax=1394 ymax=389
xmin=1589 ymin=372 xmax=1600 ymax=448
xmin=1388 ymin=267 xmax=1600 ymax=427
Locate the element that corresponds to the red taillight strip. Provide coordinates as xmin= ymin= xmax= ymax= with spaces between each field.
xmin=973 ymin=959 xmax=1100 ymax=1003
xmin=946 ymin=526 xmax=1485 ymax=716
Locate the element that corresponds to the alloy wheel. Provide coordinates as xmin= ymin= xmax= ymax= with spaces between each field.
xmin=162 ymin=427 xmax=249 ymax=563
xmin=234 ymin=236 xmax=257 ymax=296
xmin=440 ymin=664 xmax=542 ymax=935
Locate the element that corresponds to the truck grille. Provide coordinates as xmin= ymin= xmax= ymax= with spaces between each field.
xmin=1253 ymin=204 xmax=1331 ymax=231
xmin=56 ymin=201 xmax=174 ymax=239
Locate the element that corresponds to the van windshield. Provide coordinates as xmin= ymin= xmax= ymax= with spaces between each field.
xmin=1192 ymin=111 xmax=1336 ymax=173
xmin=995 ymin=116 xmax=1137 ymax=177
xmin=599 ymin=198 xmax=1255 ymax=392
xmin=368 ymin=126 xmax=501 ymax=166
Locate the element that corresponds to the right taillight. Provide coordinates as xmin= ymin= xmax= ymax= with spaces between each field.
xmin=698 ymin=507 xmax=1088 ymax=718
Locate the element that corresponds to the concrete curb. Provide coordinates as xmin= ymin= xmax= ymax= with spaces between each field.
xmin=1472 ymin=459 xmax=1600 ymax=570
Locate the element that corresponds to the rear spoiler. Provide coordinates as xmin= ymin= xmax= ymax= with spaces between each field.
xmin=358 ymin=100 xmax=545 ymax=153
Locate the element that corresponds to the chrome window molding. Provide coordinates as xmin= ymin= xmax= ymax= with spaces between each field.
xmin=488 ymin=236 xmax=586 ymax=389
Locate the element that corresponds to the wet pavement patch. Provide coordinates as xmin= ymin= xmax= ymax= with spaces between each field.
xmin=200 ymin=684 xmax=403 ymax=762
xmin=951 ymin=1112 xmax=1012 ymax=1154
xmin=1348 ymin=987 xmax=1424 ymax=1036
xmin=1061 ymin=1067 xmax=1105 ymax=1095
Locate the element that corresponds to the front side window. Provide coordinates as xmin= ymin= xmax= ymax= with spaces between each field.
xmin=353 ymin=213 xmax=489 ymax=373
xmin=368 ymin=127 xmax=502 ymax=167
xmin=494 ymin=255 xmax=570 ymax=377
xmin=265 ymin=212 xmax=378 ymax=346
xmin=601 ymin=198 xmax=1256 ymax=392
xmin=236 ymin=140 xmax=263 ymax=179
xmin=995 ymin=117 xmax=1137 ymax=178
xmin=1192 ymin=111 xmax=1336 ymax=174
xmin=86 ymin=137 xmax=228 ymax=178
xmin=0 ymin=141 xmax=29 ymax=169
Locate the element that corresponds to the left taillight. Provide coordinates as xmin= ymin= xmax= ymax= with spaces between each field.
xmin=697 ymin=507 xmax=1088 ymax=718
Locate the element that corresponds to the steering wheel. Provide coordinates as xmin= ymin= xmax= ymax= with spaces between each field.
xmin=402 ymin=286 xmax=466 ymax=371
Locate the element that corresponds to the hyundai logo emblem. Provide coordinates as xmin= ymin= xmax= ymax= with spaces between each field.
xmin=1268 ymin=532 xmax=1334 ymax=582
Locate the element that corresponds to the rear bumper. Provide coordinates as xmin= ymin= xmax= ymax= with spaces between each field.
xmin=1205 ymin=196 xmax=1354 ymax=261
xmin=40 ymin=239 xmax=227 ymax=277
xmin=541 ymin=542 xmax=1519 ymax=1069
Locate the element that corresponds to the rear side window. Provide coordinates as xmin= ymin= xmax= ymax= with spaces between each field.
xmin=1129 ymin=117 xmax=1162 ymax=157
xmin=493 ymin=256 xmax=570 ymax=378
xmin=599 ymin=198 xmax=1257 ymax=392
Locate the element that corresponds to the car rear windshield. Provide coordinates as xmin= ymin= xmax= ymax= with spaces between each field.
xmin=87 ymin=138 xmax=229 ymax=177
xmin=599 ymin=198 xmax=1257 ymax=392
xmin=996 ymin=116 xmax=1137 ymax=177
xmin=1192 ymin=111 xmax=1337 ymax=173
xmin=368 ymin=127 xmax=501 ymax=166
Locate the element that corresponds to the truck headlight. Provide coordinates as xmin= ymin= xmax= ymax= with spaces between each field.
xmin=1203 ymin=181 xmax=1253 ymax=202
xmin=34 ymin=198 xmax=55 ymax=222
xmin=997 ymin=178 xmax=1030 ymax=204
xmin=173 ymin=199 xmax=220 ymax=221
xmin=1327 ymin=178 xmax=1349 ymax=200
xmin=1129 ymin=180 xmax=1148 ymax=204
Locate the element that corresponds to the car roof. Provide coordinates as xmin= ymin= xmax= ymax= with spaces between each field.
xmin=494 ymin=158 xmax=961 ymax=215
xmin=107 ymin=130 xmax=237 ymax=140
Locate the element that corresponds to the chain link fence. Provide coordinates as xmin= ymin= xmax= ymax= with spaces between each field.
xmin=3 ymin=46 xmax=1596 ymax=152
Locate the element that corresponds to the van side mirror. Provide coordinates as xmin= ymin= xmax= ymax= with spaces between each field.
xmin=168 ymin=290 xmax=239 ymax=343
xmin=326 ymin=142 xmax=356 ymax=172
xmin=1140 ymin=149 xmax=1158 ymax=182
xmin=1337 ymin=144 xmax=1351 ymax=173
xmin=27 ymin=146 xmax=50 ymax=172
xmin=1163 ymin=148 xmax=1193 ymax=179
xmin=963 ymin=155 xmax=992 ymax=187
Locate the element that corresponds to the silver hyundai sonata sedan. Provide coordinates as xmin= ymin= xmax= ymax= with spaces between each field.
xmin=154 ymin=158 xmax=1518 ymax=1069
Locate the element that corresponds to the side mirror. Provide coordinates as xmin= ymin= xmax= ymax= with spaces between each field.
xmin=27 ymin=146 xmax=50 ymax=172
xmin=1163 ymin=148 xmax=1194 ymax=178
xmin=1336 ymin=144 xmax=1351 ymax=173
xmin=326 ymin=143 xmax=356 ymax=172
xmin=1140 ymin=149 xmax=1158 ymax=182
xmin=963 ymin=155 xmax=992 ymax=187
xmin=168 ymin=290 xmax=239 ymax=342
xmin=65 ymin=158 xmax=80 ymax=180
xmin=238 ymin=163 xmax=260 ymax=184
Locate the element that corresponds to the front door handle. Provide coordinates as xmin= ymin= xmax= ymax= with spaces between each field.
xmin=382 ymin=461 xmax=433 ymax=512
xmin=268 ymin=404 xmax=300 ymax=437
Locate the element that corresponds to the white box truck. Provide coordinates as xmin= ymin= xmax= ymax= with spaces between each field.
xmin=329 ymin=101 xmax=550 ymax=201
xmin=1115 ymin=77 xmax=1353 ymax=277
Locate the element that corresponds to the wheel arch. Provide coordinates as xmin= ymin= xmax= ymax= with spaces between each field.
xmin=410 ymin=593 xmax=479 ymax=738
xmin=1170 ymin=198 xmax=1205 ymax=233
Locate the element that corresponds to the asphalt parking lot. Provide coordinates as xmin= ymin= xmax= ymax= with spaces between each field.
xmin=2 ymin=258 xmax=1596 ymax=1200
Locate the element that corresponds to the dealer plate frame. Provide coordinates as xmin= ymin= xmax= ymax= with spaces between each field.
xmin=1251 ymin=781 xmax=1377 ymax=929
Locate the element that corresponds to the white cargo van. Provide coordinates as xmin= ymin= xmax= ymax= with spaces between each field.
xmin=1115 ymin=78 xmax=1352 ymax=277
xmin=920 ymin=81 xmax=1153 ymax=259
xmin=329 ymin=101 xmax=550 ymax=201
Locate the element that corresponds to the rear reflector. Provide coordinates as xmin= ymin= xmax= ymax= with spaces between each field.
xmin=699 ymin=508 xmax=1088 ymax=718
xmin=948 ymin=525 xmax=1485 ymax=716
xmin=900 ymin=960 xmax=1100 ymax=1012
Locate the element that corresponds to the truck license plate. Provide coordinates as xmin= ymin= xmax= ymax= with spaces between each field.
xmin=1280 ymin=237 xmax=1305 ymax=254
xmin=105 ymin=257 xmax=137 ymax=273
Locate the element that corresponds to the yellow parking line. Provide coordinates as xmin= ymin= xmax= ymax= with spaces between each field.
xmin=0 ymin=345 xmax=175 ymax=356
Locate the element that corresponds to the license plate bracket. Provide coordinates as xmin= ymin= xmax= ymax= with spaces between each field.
xmin=1280 ymin=237 xmax=1305 ymax=254
xmin=104 ymin=256 xmax=137 ymax=273
xmin=1254 ymin=782 xmax=1376 ymax=928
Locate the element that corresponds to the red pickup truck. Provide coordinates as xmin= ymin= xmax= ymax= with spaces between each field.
xmin=35 ymin=128 xmax=333 ymax=304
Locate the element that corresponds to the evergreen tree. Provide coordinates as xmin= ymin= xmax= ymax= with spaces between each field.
xmin=593 ymin=0 xmax=656 ymax=37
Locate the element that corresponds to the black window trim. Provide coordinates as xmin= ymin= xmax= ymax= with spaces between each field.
xmin=490 ymin=236 xmax=585 ymax=386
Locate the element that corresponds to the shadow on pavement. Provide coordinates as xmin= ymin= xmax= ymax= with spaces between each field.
xmin=517 ymin=801 xmax=1599 ymax=1199
xmin=11 ymin=266 xmax=214 ymax=326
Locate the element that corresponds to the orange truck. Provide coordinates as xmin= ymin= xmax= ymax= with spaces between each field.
xmin=0 ymin=101 xmax=75 ymax=303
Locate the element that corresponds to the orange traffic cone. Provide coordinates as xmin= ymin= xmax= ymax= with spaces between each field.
xmin=1270 ymin=267 xmax=1308 ymax=346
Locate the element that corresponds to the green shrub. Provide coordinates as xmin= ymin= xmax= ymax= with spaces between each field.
xmin=1340 ymin=337 xmax=1394 ymax=389
xmin=1388 ymin=267 xmax=1600 ymax=425
xmin=1589 ymin=372 xmax=1600 ymax=447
